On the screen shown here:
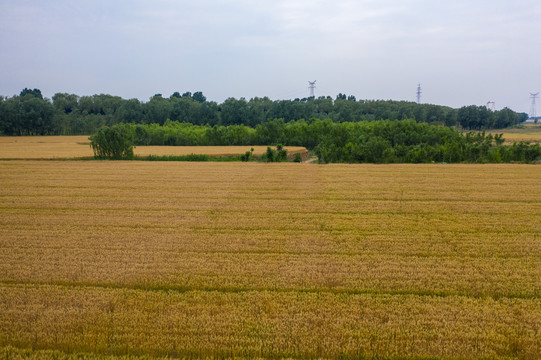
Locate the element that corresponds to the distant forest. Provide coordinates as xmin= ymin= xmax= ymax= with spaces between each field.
xmin=0 ymin=88 xmax=529 ymax=136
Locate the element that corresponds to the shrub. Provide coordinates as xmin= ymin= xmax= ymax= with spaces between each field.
xmin=240 ymin=148 xmax=254 ymax=162
xmin=90 ymin=125 xmax=134 ymax=159
xmin=276 ymin=144 xmax=288 ymax=161
xmin=261 ymin=145 xmax=288 ymax=162
xmin=262 ymin=146 xmax=277 ymax=162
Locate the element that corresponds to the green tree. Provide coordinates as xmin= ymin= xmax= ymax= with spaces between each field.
xmin=117 ymin=99 xmax=144 ymax=124
xmin=52 ymin=93 xmax=79 ymax=114
xmin=90 ymin=125 xmax=134 ymax=159
xmin=0 ymin=89 xmax=55 ymax=135
xmin=192 ymin=91 xmax=206 ymax=103
xmin=143 ymin=95 xmax=170 ymax=125
xmin=20 ymin=88 xmax=43 ymax=99
xmin=220 ymin=97 xmax=249 ymax=125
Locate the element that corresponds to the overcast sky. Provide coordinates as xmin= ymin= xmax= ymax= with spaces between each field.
xmin=1 ymin=0 xmax=540 ymax=112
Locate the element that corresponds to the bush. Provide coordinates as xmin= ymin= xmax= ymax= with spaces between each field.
xmin=90 ymin=125 xmax=134 ymax=159
xmin=261 ymin=145 xmax=288 ymax=162
xmin=262 ymin=146 xmax=277 ymax=162
xmin=276 ymin=144 xmax=288 ymax=161
xmin=240 ymin=148 xmax=254 ymax=162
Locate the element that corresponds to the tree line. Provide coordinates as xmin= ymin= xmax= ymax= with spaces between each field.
xmin=0 ymin=88 xmax=528 ymax=136
xmin=90 ymin=120 xmax=541 ymax=163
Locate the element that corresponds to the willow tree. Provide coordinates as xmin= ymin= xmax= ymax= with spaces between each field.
xmin=89 ymin=125 xmax=134 ymax=159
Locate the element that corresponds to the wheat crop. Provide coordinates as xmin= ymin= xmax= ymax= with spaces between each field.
xmin=487 ymin=125 xmax=541 ymax=144
xmin=0 ymin=136 xmax=306 ymax=159
xmin=0 ymin=161 xmax=540 ymax=359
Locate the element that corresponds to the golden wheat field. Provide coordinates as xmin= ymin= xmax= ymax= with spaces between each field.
xmin=0 ymin=159 xmax=540 ymax=359
xmin=0 ymin=136 xmax=306 ymax=159
xmin=487 ymin=125 xmax=541 ymax=144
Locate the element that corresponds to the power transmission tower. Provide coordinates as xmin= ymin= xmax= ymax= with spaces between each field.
xmin=308 ymin=81 xmax=316 ymax=98
xmin=416 ymin=84 xmax=422 ymax=104
xmin=486 ymin=101 xmax=495 ymax=111
xmin=530 ymin=92 xmax=539 ymax=120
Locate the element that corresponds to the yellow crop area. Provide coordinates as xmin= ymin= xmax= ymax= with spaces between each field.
xmin=0 ymin=136 xmax=306 ymax=159
xmin=487 ymin=124 xmax=541 ymax=144
xmin=0 ymin=136 xmax=93 ymax=159
xmin=0 ymin=161 xmax=540 ymax=359
xmin=136 ymin=145 xmax=306 ymax=157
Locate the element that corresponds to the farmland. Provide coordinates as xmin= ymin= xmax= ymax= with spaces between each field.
xmin=487 ymin=124 xmax=541 ymax=144
xmin=0 ymin=160 xmax=540 ymax=359
xmin=0 ymin=136 xmax=306 ymax=159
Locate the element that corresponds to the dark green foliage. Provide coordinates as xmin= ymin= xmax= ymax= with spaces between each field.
xmin=89 ymin=119 xmax=541 ymax=163
xmin=89 ymin=125 xmax=134 ymax=159
xmin=0 ymin=90 xmax=55 ymax=135
xmin=52 ymin=93 xmax=79 ymax=114
xmin=293 ymin=152 xmax=303 ymax=162
xmin=19 ymin=88 xmax=43 ymax=99
xmin=0 ymin=88 xmax=528 ymax=136
xmin=117 ymin=99 xmax=144 ymax=124
xmin=192 ymin=91 xmax=206 ymax=103
xmin=3 ymin=89 xmax=537 ymax=164
xmin=255 ymin=119 xmax=286 ymax=145
xmin=128 ymin=121 xmax=256 ymax=146
xmin=240 ymin=148 xmax=254 ymax=162
xmin=260 ymin=145 xmax=288 ymax=162
xmin=276 ymin=144 xmax=288 ymax=161
xmin=502 ymin=142 xmax=541 ymax=163
xmin=457 ymin=105 xmax=527 ymax=129
xmin=262 ymin=147 xmax=277 ymax=162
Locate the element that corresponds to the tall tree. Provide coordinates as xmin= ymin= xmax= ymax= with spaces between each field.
xmin=52 ymin=93 xmax=79 ymax=114
xmin=192 ymin=91 xmax=206 ymax=103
